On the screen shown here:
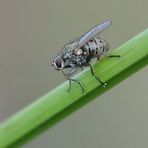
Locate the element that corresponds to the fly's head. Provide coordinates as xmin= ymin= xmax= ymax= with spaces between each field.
xmin=51 ymin=56 xmax=65 ymax=71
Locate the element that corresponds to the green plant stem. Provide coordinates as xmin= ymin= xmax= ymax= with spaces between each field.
xmin=0 ymin=29 xmax=148 ymax=148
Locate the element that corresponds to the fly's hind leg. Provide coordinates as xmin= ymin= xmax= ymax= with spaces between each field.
xmin=89 ymin=64 xmax=107 ymax=87
xmin=105 ymin=55 xmax=121 ymax=58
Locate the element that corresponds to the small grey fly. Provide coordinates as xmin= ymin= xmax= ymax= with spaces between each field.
xmin=51 ymin=20 xmax=120 ymax=93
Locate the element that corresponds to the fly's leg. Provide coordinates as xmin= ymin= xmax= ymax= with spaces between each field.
xmin=80 ymin=66 xmax=84 ymax=71
xmin=67 ymin=78 xmax=84 ymax=94
xmin=106 ymin=55 xmax=121 ymax=58
xmin=67 ymin=78 xmax=72 ymax=92
xmin=89 ymin=64 xmax=107 ymax=87
xmin=62 ymin=67 xmax=84 ymax=94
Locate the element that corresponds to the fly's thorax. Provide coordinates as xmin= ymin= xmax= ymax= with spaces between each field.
xmin=61 ymin=42 xmax=78 ymax=59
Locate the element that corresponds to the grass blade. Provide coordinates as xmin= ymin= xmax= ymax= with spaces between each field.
xmin=0 ymin=29 xmax=148 ymax=148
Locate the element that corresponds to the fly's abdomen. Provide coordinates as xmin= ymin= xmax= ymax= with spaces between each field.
xmin=82 ymin=38 xmax=110 ymax=57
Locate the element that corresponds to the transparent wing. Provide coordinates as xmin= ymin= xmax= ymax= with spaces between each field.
xmin=78 ymin=20 xmax=112 ymax=48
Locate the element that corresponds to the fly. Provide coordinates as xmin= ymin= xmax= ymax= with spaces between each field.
xmin=51 ymin=20 xmax=120 ymax=93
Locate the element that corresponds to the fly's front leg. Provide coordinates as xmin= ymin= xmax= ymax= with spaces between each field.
xmin=80 ymin=66 xmax=84 ymax=71
xmin=89 ymin=64 xmax=107 ymax=87
xmin=62 ymin=66 xmax=84 ymax=94
xmin=62 ymin=70 xmax=72 ymax=91
xmin=67 ymin=78 xmax=84 ymax=94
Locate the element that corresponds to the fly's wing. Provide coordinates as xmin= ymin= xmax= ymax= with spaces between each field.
xmin=78 ymin=20 xmax=112 ymax=48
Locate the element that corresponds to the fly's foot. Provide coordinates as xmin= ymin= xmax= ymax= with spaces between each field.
xmin=67 ymin=80 xmax=72 ymax=92
xmin=89 ymin=64 xmax=107 ymax=88
xmin=93 ymin=74 xmax=107 ymax=88
xmin=102 ymin=82 xmax=107 ymax=87
xmin=95 ymin=77 xmax=107 ymax=88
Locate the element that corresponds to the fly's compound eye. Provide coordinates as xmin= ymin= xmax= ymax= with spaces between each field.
xmin=53 ymin=56 xmax=64 ymax=70
xmin=55 ymin=57 xmax=62 ymax=68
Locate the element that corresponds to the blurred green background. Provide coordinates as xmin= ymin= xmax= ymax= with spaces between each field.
xmin=0 ymin=0 xmax=148 ymax=147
